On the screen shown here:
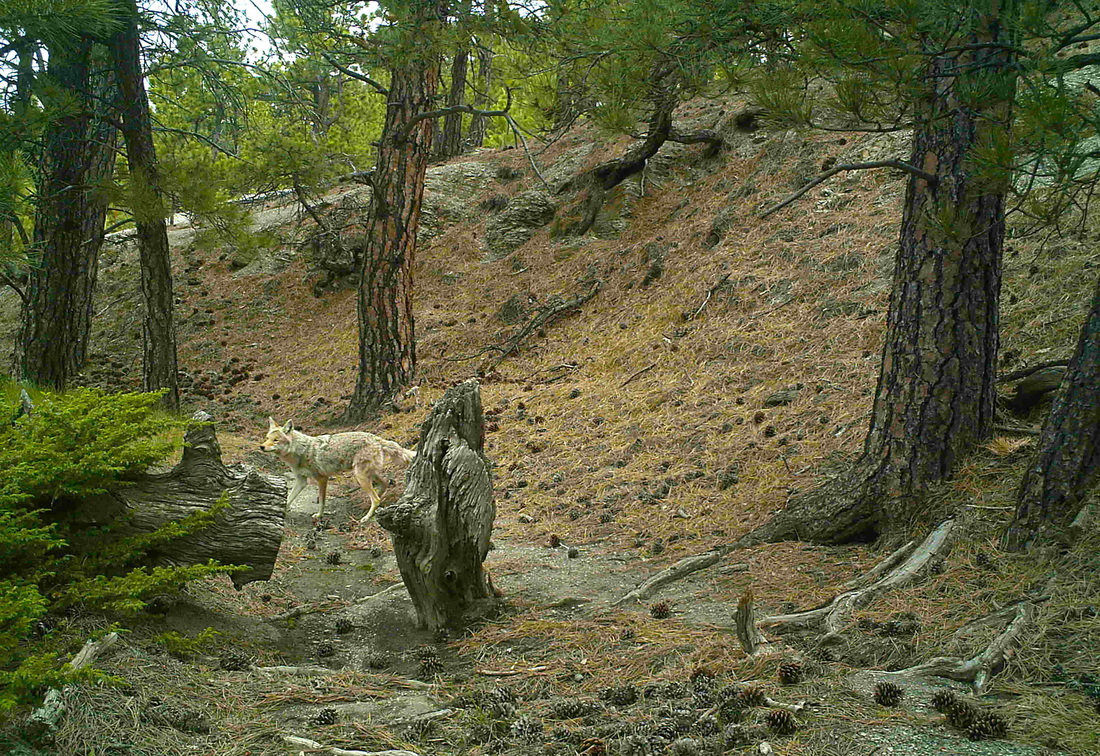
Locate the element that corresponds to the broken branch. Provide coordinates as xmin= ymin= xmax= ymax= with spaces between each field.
xmin=759 ymin=160 xmax=939 ymax=218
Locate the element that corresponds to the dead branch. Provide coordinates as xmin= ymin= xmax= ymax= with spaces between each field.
xmin=993 ymin=424 xmax=1041 ymax=436
xmin=687 ymin=273 xmax=732 ymax=320
xmin=879 ymin=601 xmax=1035 ymax=694
xmin=612 ymin=548 xmax=728 ymax=605
xmin=998 ymin=359 xmax=1070 ymax=383
xmin=482 ymin=282 xmax=601 ymax=370
xmin=283 ymin=735 xmax=418 ymax=756
xmin=762 ymin=520 xmax=955 ymax=640
xmin=759 ymin=160 xmax=939 ymax=218
xmin=252 ymin=665 xmax=339 ymax=675
xmin=28 ymin=632 xmax=121 ymax=736
xmin=620 ymin=362 xmax=657 ymax=388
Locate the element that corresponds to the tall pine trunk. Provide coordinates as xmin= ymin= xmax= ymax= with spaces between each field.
xmin=741 ymin=8 xmax=1016 ymax=545
xmin=1004 ymin=277 xmax=1100 ymax=550
xmin=343 ymin=56 xmax=439 ymax=422
xmin=112 ymin=2 xmax=180 ymax=409
xmin=438 ymin=48 xmax=468 ymax=158
xmin=467 ymin=43 xmax=493 ymax=149
xmin=17 ymin=41 xmax=116 ymax=389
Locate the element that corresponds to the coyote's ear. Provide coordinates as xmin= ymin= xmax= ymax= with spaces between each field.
xmin=268 ymin=416 xmax=277 ymax=429
xmin=282 ymin=420 xmax=294 ymax=434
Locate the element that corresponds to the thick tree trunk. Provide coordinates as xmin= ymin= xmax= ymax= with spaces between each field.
xmin=343 ymin=55 xmax=438 ymax=422
xmin=112 ymin=2 xmax=180 ymax=409
xmin=466 ymin=44 xmax=493 ymax=149
xmin=376 ymin=379 xmax=497 ymax=630
xmin=739 ymin=16 xmax=1015 ymax=545
xmin=438 ymin=48 xmax=468 ymax=159
xmin=1004 ymin=277 xmax=1100 ymax=550
xmin=17 ymin=41 xmax=116 ymax=389
xmin=82 ymin=412 xmax=287 ymax=588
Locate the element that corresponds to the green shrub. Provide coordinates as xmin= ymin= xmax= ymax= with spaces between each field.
xmin=0 ymin=385 xmax=238 ymax=716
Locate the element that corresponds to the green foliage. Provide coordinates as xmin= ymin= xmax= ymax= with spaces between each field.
xmin=152 ymin=627 xmax=220 ymax=659
xmin=0 ymin=385 xmax=238 ymax=716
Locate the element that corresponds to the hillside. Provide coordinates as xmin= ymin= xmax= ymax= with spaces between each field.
xmin=4 ymin=98 xmax=1099 ymax=756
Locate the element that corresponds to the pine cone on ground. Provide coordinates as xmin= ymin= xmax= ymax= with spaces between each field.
xmin=735 ymin=684 xmax=767 ymax=709
xmin=930 ymin=689 xmax=959 ymax=713
xmin=219 ymin=650 xmax=251 ymax=671
xmin=415 ymin=646 xmax=443 ymax=677
xmin=874 ymin=681 xmax=905 ymax=707
xmin=312 ymin=707 xmax=337 ymax=725
xmin=765 ymin=708 xmax=798 ymax=736
xmin=334 ymin=617 xmax=353 ymax=634
xmin=510 ymin=714 xmax=544 ymax=742
xmin=966 ymin=710 xmax=1009 ymax=741
xmin=315 ymin=641 xmax=335 ymax=658
xmin=549 ymin=698 xmax=598 ymax=719
xmin=778 ymin=661 xmax=803 ymax=685
xmin=946 ymin=700 xmax=980 ymax=730
xmin=600 ymin=684 xmax=639 ymax=707
xmin=323 ymin=550 xmax=342 ymax=565
xmin=650 ymin=601 xmax=673 ymax=619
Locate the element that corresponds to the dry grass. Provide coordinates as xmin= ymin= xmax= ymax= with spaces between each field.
xmin=7 ymin=95 xmax=1097 ymax=754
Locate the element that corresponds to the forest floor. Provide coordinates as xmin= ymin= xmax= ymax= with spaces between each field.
xmin=3 ymin=97 xmax=1099 ymax=756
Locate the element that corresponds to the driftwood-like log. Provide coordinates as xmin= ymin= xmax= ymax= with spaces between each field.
xmin=376 ymin=380 xmax=497 ymax=630
xmin=83 ymin=412 xmax=287 ymax=587
xmin=762 ymin=520 xmax=955 ymax=640
xmin=613 ymin=548 xmax=727 ymax=606
xmin=28 ymin=632 xmax=120 ymax=737
xmin=880 ymin=601 xmax=1035 ymax=694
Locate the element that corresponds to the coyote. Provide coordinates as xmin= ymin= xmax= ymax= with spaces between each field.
xmin=260 ymin=417 xmax=416 ymax=523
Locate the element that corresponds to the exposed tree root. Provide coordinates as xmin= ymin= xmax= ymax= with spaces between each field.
xmin=879 ymin=601 xmax=1035 ymax=694
xmin=761 ymin=520 xmax=955 ymax=642
xmin=283 ymin=735 xmax=418 ymax=756
xmin=612 ymin=547 xmax=729 ymax=606
xmin=733 ymin=590 xmax=777 ymax=657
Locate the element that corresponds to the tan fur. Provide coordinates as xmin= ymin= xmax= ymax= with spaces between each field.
xmin=260 ymin=417 xmax=416 ymax=523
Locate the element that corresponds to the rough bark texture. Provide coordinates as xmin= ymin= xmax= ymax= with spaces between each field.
xmin=466 ymin=44 xmax=493 ymax=149
xmin=739 ymin=16 xmax=1015 ymax=545
xmin=343 ymin=54 xmax=438 ymax=422
xmin=112 ymin=2 xmax=180 ymax=409
xmin=17 ymin=41 xmax=116 ymax=388
xmin=82 ymin=412 xmax=287 ymax=588
xmin=438 ymin=48 xmax=469 ymax=159
xmin=376 ymin=380 xmax=497 ymax=630
xmin=1005 ymin=277 xmax=1100 ymax=550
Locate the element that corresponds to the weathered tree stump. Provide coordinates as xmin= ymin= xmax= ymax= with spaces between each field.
xmin=82 ymin=411 xmax=287 ymax=587
xmin=376 ymin=379 xmax=497 ymax=630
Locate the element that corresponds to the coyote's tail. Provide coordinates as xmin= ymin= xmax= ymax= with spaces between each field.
xmin=402 ymin=448 xmax=417 ymax=463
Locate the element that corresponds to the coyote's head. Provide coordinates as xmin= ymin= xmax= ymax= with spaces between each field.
xmin=261 ymin=417 xmax=294 ymax=453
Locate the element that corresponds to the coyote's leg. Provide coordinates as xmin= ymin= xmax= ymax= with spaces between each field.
xmin=316 ymin=476 xmax=329 ymax=519
xmin=287 ymin=474 xmax=309 ymax=506
xmin=353 ymin=463 xmax=382 ymax=524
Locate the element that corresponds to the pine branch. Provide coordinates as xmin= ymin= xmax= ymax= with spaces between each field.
xmin=759 ymin=160 xmax=938 ymax=218
xmin=322 ymin=53 xmax=389 ymax=96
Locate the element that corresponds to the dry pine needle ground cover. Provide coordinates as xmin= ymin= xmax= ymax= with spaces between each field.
xmin=4 ymin=97 xmax=1099 ymax=756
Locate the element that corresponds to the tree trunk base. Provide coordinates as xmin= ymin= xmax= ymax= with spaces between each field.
xmin=377 ymin=380 xmax=498 ymax=630
xmin=82 ymin=412 xmax=287 ymax=588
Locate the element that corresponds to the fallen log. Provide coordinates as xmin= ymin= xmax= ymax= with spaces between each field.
xmin=82 ymin=411 xmax=288 ymax=587
xmin=377 ymin=380 xmax=498 ymax=630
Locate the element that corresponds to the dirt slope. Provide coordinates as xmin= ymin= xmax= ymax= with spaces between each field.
xmin=5 ymin=97 xmax=1099 ymax=756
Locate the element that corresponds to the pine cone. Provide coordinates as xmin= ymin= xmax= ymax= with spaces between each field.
xmin=335 ymin=617 xmax=353 ymax=634
xmin=219 ymin=650 xmax=251 ymax=671
xmin=324 ymin=550 xmax=342 ymax=565
xmin=765 ymin=708 xmax=797 ymax=736
xmin=315 ymin=641 xmax=335 ymax=658
xmin=946 ymin=700 xmax=979 ymax=730
xmin=735 ymin=684 xmax=767 ymax=709
xmin=312 ymin=707 xmax=337 ymax=725
xmin=669 ymin=737 xmax=700 ymax=756
xmin=600 ymin=684 xmax=639 ymax=707
xmin=650 ymin=600 xmax=673 ymax=619
xmin=692 ymin=715 xmax=720 ymax=736
xmin=778 ymin=661 xmax=803 ymax=685
xmin=362 ymin=651 xmax=389 ymax=670
xmin=967 ymin=710 xmax=1009 ymax=740
xmin=722 ymin=724 xmax=753 ymax=747
xmin=873 ymin=681 xmax=904 ymax=707
xmin=549 ymin=698 xmax=598 ymax=719
xmin=930 ymin=689 xmax=959 ymax=713
xmin=510 ymin=714 xmax=544 ymax=742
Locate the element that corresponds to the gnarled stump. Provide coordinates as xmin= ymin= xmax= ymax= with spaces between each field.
xmin=82 ymin=411 xmax=287 ymax=587
xmin=377 ymin=379 xmax=497 ymax=630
